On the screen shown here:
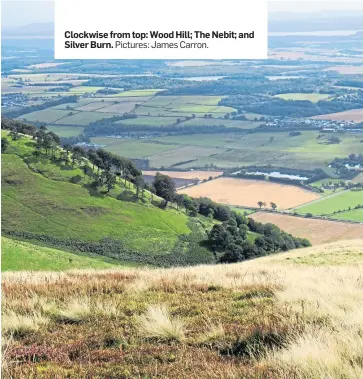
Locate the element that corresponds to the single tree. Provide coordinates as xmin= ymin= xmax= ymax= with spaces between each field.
xmin=257 ymin=201 xmax=264 ymax=209
xmin=134 ymin=176 xmax=145 ymax=199
xmin=152 ymin=173 xmax=176 ymax=207
xmin=270 ymin=202 xmax=277 ymax=210
xmin=101 ymin=171 xmax=117 ymax=193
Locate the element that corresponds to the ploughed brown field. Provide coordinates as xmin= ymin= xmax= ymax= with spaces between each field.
xmin=251 ymin=212 xmax=363 ymax=244
xmin=143 ymin=170 xmax=223 ymax=181
xmin=313 ymin=108 xmax=363 ymax=122
xmin=178 ymin=178 xmax=320 ymax=209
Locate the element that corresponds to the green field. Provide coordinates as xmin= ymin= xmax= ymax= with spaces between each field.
xmin=178 ymin=117 xmax=262 ymax=129
xmin=93 ymin=130 xmax=359 ymax=170
xmin=69 ymin=86 xmax=109 ymax=94
xmin=90 ymin=130 xmax=363 ymax=170
xmin=90 ymin=138 xmax=178 ymax=157
xmin=73 ymin=101 xmax=111 ymax=111
xmin=148 ymin=131 xmax=362 ymax=169
xmin=17 ymin=109 xmax=71 ymax=123
xmin=274 ymin=93 xmax=331 ymax=102
xmin=53 ymin=111 xmax=118 ymax=125
xmin=1 ymin=237 xmax=128 ymax=271
xmin=148 ymin=146 xmax=223 ymax=167
xmin=297 ymin=190 xmax=363 ymax=220
xmin=231 ymin=207 xmax=256 ymax=216
xmin=46 ymin=125 xmax=85 ymax=137
xmin=331 ymin=208 xmax=363 ymax=222
xmin=91 ymin=136 xmax=224 ymax=167
xmin=116 ymin=116 xmax=180 ymax=127
xmin=129 ymin=95 xmax=235 ymax=117
xmin=7 ymin=94 xmax=239 ymax=139
xmin=116 ymin=89 xmax=165 ymax=96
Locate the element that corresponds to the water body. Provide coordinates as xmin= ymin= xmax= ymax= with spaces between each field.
xmin=232 ymin=171 xmax=309 ymax=181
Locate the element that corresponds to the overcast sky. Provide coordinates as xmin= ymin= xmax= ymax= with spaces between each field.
xmin=2 ymin=0 xmax=363 ymax=27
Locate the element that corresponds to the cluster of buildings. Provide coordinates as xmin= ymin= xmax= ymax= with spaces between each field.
xmin=264 ymin=117 xmax=361 ymax=132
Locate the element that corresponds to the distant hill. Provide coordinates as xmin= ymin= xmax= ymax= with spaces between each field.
xmin=2 ymin=23 xmax=54 ymax=38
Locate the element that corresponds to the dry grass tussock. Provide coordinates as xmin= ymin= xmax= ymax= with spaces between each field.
xmin=1 ymin=239 xmax=363 ymax=378
xmin=137 ymin=304 xmax=185 ymax=341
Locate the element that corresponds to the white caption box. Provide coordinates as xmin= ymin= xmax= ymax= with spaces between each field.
xmin=55 ymin=0 xmax=267 ymax=60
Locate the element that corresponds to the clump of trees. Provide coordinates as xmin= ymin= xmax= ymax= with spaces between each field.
xmin=210 ymin=218 xmax=310 ymax=263
xmin=330 ymin=153 xmax=363 ymax=178
xmin=3 ymin=118 xmax=145 ymax=197
xmin=85 ymin=148 xmax=142 ymax=194
xmin=1 ymin=117 xmax=37 ymax=136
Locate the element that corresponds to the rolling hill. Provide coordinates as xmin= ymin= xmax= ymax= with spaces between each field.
xmin=1 ymin=130 xmax=215 ymax=268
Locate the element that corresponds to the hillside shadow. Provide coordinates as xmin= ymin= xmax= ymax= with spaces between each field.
xmin=83 ymin=184 xmax=106 ymax=198
xmin=117 ymin=190 xmax=138 ymax=202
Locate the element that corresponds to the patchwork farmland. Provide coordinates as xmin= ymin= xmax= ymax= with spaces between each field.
xmin=178 ymin=178 xmax=321 ymax=209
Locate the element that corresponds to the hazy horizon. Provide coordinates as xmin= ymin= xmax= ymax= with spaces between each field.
xmin=2 ymin=0 xmax=363 ymax=29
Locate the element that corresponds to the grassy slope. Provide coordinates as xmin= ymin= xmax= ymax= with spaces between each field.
xmin=1 ymin=237 xmax=135 ymax=271
xmin=1 ymin=133 xmax=214 ymax=265
xmin=2 ymin=240 xmax=363 ymax=378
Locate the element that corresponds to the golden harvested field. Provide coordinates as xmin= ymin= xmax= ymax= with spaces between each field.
xmin=313 ymin=108 xmax=363 ymax=122
xmin=251 ymin=212 xmax=363 ymax=245
xmin=143 ymin=170 xmax=223 ymax=180
xmin=178 ymin=178 xmax=320 ymax=209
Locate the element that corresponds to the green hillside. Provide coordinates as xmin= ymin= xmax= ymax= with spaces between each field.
xmin=1 ymin=131 xmax=214 ymax=268
xmin=1 ymin=237 xmax=130 ymax=271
